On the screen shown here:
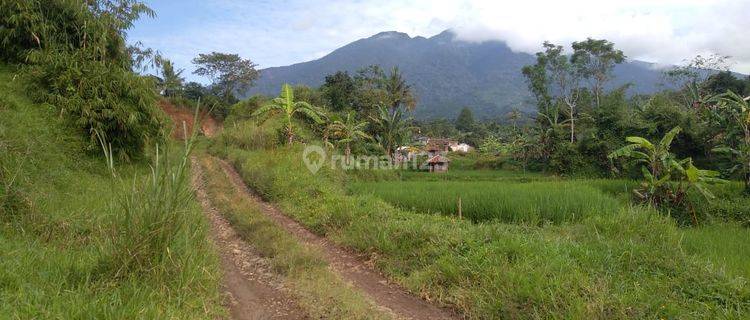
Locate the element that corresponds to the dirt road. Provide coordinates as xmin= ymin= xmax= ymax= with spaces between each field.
xmin=214 ymin=158 xmax=458 ymax=320
xmin=191 ymin=158 xmax=308 ymax=319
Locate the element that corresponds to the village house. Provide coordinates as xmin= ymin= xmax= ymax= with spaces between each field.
xmin=449 ymin=142 xmax=473 ymax=153
xmin=425 ymin=138 xmax=455 ymax=157
xmin=426 ymin=154 xmax=450 ymax=172
xmin=395 ymin=137 xmax=474 ymax=172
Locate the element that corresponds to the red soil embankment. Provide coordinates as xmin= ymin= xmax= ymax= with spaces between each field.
xmin=159 ymin=100 xmax=220 ymax=139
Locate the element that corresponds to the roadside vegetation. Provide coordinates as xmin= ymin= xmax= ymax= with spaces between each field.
xmin=1 ymin=2 xmax=225 ymax=318
xmin=197 ymin=50 xmax=750 ymax=316
xmin=0 ymin=66 xmax=223 ymax=318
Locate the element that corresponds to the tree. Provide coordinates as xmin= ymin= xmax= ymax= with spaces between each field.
xmin=418 ymin=119 xmax=459 ymax=138
xmin=455 ymin=107 xmax=475 ymax=132
xmin=330 ymin=112 xmax=371 ymax=162
xmin=608 ymin=126 xmax=725 ymax=224
xmin=292 ymin=85 xmax=326 ymax=108
xmin=158 ymin=58 xmax=184 ymax=97
xmin=252 ymin=84 xmax=324 ymax=144
xmin=183 ymin=82 xmax=206 ymax=101
xmin=521 ymin=62 xmax=553 ymax=115
xmin=352 ymin=65 xmax=388 ymax=117
xmin=322 ymin=71 xmax=355 ymax=111
xmin=571 ymin=38 xmax=625 ymax=108
xmin=708 ymin=91 xmax=750 ymax=194
xmin=2 ymin=0 xmax=165 ymax=159
xmin=506 ymin=108 xmax=522 ymax=133
xmin=523 ymin=41 xmax=582 ymax=143
xmin=370 ymin=106 xmax=413 ymax=159
xmin=664 ymin=54 xmax=731 ymax=108
xmin=355 ymin=65 xmax=385 ymax=89
xmin=704 ymin=71 xmax=747 ymax=97
xmin=192 ymin=52 xmax=259 ymax=103
xmin=382 ymin=66 xmax=416 ymax=112
xmin=1 ymin=0 xmax=155 ymax=64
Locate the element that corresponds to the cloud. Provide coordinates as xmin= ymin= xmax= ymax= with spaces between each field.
xmin=129 ymin=0 xmax=750 ymax=83
xmin=445 ymin=0 xmax=750 ymax=73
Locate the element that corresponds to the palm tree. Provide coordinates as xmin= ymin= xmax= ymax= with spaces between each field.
xmin=252 ymin=84 xmax=324 ymax=144
xmin=160 ymin=59 xmax=184 ymax=97
xmin=382 ymin=66 xmax=416 ymax=112
xmin=506 ymin=107 xmax=522 ymax=133
xmin=370 ymin=105 xmax=413 ymax=159
xmin=708 ymin=91 xmax=750 ymax=194
xmin=330 ymin=112 xmax=371 ymax=163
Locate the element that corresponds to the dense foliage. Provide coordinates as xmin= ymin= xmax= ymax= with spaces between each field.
xmin=191 ymin=52 xmax=260 ymax=118
xmin=1 ymin=0 xmax=166 ymax=160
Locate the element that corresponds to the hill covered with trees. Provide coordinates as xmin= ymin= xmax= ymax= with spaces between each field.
xmin=245 ymin=30 xmax=678 ymax=119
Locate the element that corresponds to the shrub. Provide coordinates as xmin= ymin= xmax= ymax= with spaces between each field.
xmin=26 ymin=53 xmax=166 ymax=159
xmin=100 ymin=122 xmax=197 ymax=278
xmin=213 ymin=119 xmax=282 ymax=151
xmin=226 ymin=94 xmax=269 ymax=124
xmin=2 ymin=0 xmax=165 ymax=160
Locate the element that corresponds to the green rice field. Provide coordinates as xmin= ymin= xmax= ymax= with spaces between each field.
xmin=350 ymin=179 xmax=624 ymax=224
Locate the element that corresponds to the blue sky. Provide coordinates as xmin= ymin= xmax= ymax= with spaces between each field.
xmin=129 ymin=0 xmax=750 ymax=83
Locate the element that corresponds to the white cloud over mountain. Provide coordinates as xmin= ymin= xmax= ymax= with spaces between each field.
xmin=130 ymin=0 xmax=750 ymax=80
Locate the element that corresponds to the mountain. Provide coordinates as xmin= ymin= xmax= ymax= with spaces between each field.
xmin=244 ymin=30 xmax=670 ymax=119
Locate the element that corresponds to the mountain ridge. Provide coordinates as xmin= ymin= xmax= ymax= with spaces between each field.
xmin=244 ymin=30 xmax=670 ymax=119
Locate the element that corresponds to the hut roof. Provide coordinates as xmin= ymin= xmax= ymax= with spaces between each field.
xmin=427 ymin=155 xmax=450 ymax=164
xmin=425 ymin=138 xmax=456 ymax=151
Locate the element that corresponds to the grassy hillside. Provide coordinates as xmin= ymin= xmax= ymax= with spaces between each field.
xmin=0 ymin=65 xmax=223 ymax=318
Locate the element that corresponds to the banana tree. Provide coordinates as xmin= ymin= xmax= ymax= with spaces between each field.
xmin=707 ymin=91 xmax=750 ymax=194
xmin=608 ymin=127 xmax=682 ymax=203
xmin=252 ymin=84 xmax=324 ymax=144
xmin=609 ymin=126 xmax=725 ymax=224
xmin=330 ymin=112 xmax=371 ymax=163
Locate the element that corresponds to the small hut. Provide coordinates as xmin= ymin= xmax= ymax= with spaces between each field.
xmin=425 ymin=138 xmax=455 ymax=157
xmin=427 ymin=154 xmax=450 ymax=172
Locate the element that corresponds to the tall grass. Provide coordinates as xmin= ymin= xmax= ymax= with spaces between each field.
xmin=350 ymin=180 xmax=623 ymax=224
xmin=683 ymin=224 xmax=750 ymax=279
xmin=104 ymin=136 xmax=197 ymax=277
